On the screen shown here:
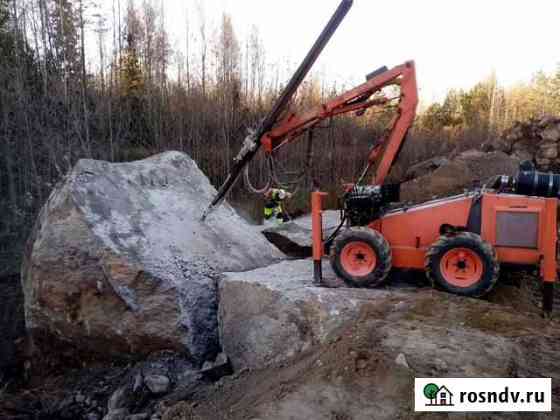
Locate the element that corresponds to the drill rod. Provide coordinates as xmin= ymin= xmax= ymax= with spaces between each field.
xmin=202 ymin=0 xmax=353 ymax=221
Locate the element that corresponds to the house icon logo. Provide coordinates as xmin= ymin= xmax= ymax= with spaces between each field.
xmin=423 ymin=383 xmax=454 ymax=407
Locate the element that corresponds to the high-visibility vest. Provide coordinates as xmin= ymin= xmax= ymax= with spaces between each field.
xmin=264 ymin=189 xmax=286 ymax=220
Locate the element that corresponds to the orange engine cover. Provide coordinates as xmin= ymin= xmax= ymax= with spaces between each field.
xmin=372 ymin=192 xmax=557 ymax=280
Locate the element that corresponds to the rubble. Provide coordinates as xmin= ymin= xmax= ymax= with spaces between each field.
xmin=21 ymin=151 xmax=283 ymax=363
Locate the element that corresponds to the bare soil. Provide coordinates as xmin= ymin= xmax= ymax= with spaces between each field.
xmin=3 ymin=268 xmax=559 ymax=420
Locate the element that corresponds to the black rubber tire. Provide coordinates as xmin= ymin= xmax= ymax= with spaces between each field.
xmin=425 ymin=232 xmax=499 ymax=297
xmin=330 ymin=227 xmax=392 ymax=288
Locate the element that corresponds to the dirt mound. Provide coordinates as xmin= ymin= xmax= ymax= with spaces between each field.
xmin=400 ymin=150 xmax=520 ymax=203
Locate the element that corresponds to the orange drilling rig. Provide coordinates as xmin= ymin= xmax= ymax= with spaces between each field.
xmin=203 ymin=0 xmax=558 ymax=313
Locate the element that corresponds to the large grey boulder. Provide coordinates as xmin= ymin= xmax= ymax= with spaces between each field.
xmin=22 ymin=151 xmax=283 ymax=363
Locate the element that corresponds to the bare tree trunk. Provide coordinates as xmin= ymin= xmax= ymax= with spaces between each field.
xmin=58 ymin=0 xmax=68 ymax=101
xmin=38 ymin=0 xmax=49 ymax=94
xmin=79 ymin=0 xmax=91 ymax=155
xmin=197 ymin=1 xmax=206 ymax=97
xmin=118 ymin=0 xmax=122 ymax=61
xmin=2 ymin=108 xmax=17 ymax=213
xmin=13 ymin=0 xmax=42 ymax=203
xmin=185 ymin=7 xmax=190 ymax=90
xmin=97 ymin=16 xmax=106 ymax=95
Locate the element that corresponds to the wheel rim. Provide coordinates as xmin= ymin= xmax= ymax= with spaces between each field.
xmin=439 ymin=247 xmax=483 ymax=287
xmin=340 ymin=241 xmax=377 ymax=277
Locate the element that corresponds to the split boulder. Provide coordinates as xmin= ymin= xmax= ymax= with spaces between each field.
xmin=22 ymin=151 xmax=283 ymax=363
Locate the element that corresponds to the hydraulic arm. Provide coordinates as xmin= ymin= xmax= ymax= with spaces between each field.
xmin=202 ymin=0 xmax=419 ymax=222
xmin=260 ymin=61 xmax=418 ymax=186
xmin=202 ymin=0 xmax=354 ymax=220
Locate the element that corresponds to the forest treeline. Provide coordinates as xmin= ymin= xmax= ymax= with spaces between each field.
xmin=417 ymin=70 xmax=560 ymax=156
xmin=0 ymin=0 xmax=559 ymax=274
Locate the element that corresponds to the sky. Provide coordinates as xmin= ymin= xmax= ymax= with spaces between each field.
xmin=96 ymin=0 xmax=560 ymax=103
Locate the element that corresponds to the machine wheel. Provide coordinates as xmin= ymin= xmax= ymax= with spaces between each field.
xmin=330 ymin=227 xmax=392 ymax=288
xmin=425 ymin=232 xmax=499 ymax=297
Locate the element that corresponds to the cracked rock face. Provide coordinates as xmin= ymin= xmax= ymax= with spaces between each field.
xmin=22 ymin=151 xmax=283 ymax=363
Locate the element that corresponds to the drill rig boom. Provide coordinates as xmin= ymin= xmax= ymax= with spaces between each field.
xmin=260 ymin=61 xmax=418 ymax=186
xmin=202 ymin=0 xmax=354 ymax=220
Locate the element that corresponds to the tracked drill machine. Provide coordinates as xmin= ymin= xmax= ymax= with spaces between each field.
xmin=203 ymin=0 xmax=559 ymax=313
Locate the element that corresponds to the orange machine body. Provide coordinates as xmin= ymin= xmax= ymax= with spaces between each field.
xmin=311 ymin=191 xmax=558 ymax=284
xmin=368 ymin=192 xmax=558 ymax=282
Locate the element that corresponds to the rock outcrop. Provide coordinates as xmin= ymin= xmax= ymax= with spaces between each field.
xmin=22 ymin=151 xmax=283 ymax=363
xmin=219 ymin=259 xmax=555 ymax=374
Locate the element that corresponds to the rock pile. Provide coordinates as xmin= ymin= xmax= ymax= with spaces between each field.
xmin=398 ymin=115 xmax=560 ymax=203
xmin=488 ymin=115 xmax=560 ymax=170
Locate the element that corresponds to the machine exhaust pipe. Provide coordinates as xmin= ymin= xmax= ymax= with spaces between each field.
xmin=495 ymin=170 xmax=560 ymax=198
